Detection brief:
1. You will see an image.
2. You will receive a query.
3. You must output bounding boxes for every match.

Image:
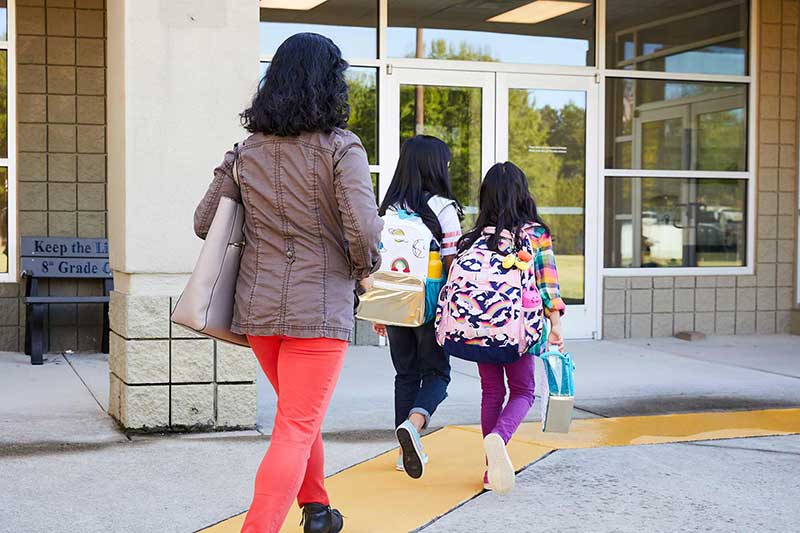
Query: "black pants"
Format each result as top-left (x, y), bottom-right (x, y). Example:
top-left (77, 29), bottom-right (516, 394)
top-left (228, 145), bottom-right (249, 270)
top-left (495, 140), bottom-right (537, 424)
top-left (387, 321), bottom-right (451, 429)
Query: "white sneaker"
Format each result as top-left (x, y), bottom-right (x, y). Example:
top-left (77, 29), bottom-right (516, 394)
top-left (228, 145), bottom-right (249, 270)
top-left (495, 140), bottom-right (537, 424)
top-left (484, 433), bottom-right (515, 495)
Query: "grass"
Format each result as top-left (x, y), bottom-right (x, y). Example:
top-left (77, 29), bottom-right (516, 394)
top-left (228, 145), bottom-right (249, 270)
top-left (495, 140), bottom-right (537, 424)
top-left (554, 254), bottom-right (584, 303)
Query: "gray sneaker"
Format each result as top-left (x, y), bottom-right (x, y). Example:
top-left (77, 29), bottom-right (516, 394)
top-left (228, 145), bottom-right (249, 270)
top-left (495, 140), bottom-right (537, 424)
top-left (396, 420), bottom-right (427, 479)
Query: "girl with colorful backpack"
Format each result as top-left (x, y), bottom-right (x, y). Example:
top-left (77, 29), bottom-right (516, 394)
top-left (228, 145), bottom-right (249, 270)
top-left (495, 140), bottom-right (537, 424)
top-left (435, 161), bottom-right (565, 495)
top-left (371, 135), bottom-right (463, 479)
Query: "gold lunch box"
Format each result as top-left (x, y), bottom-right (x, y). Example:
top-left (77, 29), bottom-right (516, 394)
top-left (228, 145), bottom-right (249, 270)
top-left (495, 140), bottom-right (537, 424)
top-left (356, 271), bottom-right (426, 327)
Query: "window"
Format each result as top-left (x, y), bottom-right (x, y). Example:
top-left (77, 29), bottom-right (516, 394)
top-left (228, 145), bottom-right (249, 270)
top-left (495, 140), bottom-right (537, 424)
top-left (605, 177), bottom-right (747, 268)
top-left (603, 0), bottom-right (752, 272)
top-left (606, 0), bottom-right (749, 76)
top-left (508, 87), bottom-right (587, 304)
top-left (255, 1), bottom-right (754, 275)
top-left (259, 1), bottom-right (380, 168)
top-left (259, 1), bottom-right (378, 60)
top-left (0, 1), bottom-right (11, 277)
top-left (388, 0), bottom-right (595, 66)
top-left (606, 78), bottom-right (748, 171)
top-left (347, 67), bottom-right (378, 165)
top-left (399, 84), bottom-right (483, 224)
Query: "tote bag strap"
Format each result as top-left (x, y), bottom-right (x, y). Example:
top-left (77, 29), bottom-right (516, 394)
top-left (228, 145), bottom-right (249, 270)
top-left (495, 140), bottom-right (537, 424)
top-left (231, 143), bottom-right (241, 188)
top-left (229, 143), bottom-right (245, 250)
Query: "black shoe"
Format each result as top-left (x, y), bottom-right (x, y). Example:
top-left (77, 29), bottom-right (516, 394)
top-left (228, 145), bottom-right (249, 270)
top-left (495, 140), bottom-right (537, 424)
top-left (301, 503), bottom-right (344, 533)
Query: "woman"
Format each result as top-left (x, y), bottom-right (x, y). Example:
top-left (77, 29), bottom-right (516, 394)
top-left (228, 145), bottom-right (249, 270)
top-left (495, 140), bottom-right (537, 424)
top-left (373, 135), bottom-right (462, 479)
top-left (194, 33), bottom-right (383, 533)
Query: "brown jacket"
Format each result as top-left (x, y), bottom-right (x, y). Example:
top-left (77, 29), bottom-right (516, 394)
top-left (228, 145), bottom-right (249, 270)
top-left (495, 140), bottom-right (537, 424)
top-left (194, 129), bottom-right (383, 341)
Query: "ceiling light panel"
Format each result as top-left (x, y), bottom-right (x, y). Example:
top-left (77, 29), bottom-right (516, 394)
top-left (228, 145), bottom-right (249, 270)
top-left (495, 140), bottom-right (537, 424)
top-left (260, 0), bottom-right (328, 10)
top-left (487, 1), bottom-right (591, 24)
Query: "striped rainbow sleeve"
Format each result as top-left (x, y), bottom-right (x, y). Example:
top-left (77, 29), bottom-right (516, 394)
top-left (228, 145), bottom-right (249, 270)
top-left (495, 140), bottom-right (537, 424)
top-left (530, 226), bottom-right (566, 317)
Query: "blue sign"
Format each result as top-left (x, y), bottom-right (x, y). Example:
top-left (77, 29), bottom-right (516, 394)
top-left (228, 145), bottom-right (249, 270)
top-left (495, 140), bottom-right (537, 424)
top-left (21, 237), bottom-right (109, 258)
top-left (21, 257), bottom-right (112, 278)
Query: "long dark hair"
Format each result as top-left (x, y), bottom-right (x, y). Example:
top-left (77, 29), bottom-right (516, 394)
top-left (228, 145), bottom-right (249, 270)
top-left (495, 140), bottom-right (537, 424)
top-left (458, 162), bottom-right (550, 253)
top-left (241, 33), bottom-right (350, 136)
top-left (378, 135), bottom-right (462, 242)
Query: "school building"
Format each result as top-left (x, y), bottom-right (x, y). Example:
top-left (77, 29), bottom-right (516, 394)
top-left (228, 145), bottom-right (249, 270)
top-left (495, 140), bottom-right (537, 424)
top-left (0, 0), bottom-right (797, 430)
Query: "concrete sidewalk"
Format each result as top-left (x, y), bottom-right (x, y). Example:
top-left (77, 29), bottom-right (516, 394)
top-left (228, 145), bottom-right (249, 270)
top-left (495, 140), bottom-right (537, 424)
top-left (425, 434), bottom-right (800, 533)
top-left (260, 334), bottom-right (800, 435)
top-left (1, 335), bottom-right (799, 532)
top-left (0, 352), bottom-right (124, 447)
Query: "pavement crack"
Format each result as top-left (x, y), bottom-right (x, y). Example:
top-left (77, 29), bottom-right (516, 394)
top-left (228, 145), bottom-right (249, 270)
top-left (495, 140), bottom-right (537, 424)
top-left (683, 441), bottom-right (800, 456)
top-left (62, 352), bottom-right (106, 413)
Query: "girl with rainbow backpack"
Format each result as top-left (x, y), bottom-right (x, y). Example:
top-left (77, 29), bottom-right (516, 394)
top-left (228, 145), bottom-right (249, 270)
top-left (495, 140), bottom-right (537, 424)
top-left (371, 135), bottom-right (463, 479)
top-left (435, 161), bottom-right (566, 495)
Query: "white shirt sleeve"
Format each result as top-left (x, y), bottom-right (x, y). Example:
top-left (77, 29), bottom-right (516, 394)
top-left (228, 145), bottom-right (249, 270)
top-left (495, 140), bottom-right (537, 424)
top-left (437, 203), bottom-right (462, 257)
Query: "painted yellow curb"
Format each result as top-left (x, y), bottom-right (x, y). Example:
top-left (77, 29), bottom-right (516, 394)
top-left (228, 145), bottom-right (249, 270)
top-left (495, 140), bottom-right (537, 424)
top-left (201, 408), bottom-right (800, 533)
top-left (491, 408), bottom-right (800, 448)
top-left (201, 426), bottom-right (553, 533)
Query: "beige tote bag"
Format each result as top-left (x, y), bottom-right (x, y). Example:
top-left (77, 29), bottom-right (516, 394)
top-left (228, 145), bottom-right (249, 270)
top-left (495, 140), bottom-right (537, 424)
top-left (171, 150), bottom-right (249, 347)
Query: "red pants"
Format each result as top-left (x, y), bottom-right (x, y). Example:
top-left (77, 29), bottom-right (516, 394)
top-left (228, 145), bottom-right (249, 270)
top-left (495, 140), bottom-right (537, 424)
top-left (241, 336), bottom-right (347, 533)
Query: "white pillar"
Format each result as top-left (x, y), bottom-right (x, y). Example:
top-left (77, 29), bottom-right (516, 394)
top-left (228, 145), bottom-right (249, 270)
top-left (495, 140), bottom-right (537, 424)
top-left (106, 0), bottom-right (260, 430)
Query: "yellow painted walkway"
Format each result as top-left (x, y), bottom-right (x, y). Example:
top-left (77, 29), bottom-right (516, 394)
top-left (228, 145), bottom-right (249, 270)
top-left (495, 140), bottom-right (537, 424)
top-left (202, 408), bottom-right (800, 533)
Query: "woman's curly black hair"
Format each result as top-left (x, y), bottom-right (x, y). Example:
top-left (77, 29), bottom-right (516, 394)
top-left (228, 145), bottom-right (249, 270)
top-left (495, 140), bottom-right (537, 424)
top-left (241, 33), bottom-right (350, 136)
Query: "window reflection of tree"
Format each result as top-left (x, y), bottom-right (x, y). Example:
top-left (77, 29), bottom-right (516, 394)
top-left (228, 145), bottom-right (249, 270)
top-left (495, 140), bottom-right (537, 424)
top-left (0, 51), bottom-right (6, 157)
top-left (346, 68), bottom-right (377, 165)
top-left (398, 41), bottom-right (489, 225)
top-left (509, 89), bottom-right (587, 303)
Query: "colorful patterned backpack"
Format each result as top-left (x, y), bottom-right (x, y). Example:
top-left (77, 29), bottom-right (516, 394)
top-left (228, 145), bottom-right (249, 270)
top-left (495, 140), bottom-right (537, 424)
top-left (435, 225), bottom-right (544, 364)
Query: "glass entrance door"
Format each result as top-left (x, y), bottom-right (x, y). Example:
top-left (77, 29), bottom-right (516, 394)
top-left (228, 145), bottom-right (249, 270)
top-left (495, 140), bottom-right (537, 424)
top-left (384, 69), bottom-right (495, 226)
top-left (497, 74), bottom-right (598, 338)
top-left (384, 69), bottom-right (598, 339)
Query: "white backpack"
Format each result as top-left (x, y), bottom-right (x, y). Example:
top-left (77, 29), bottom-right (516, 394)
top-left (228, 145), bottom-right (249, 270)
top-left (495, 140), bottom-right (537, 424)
top-left (356, 196), bottom-right (454, 327)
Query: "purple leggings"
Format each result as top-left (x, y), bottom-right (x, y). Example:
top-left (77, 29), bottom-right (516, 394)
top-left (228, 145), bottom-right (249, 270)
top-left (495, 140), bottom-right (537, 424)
top-left (478, 355), bottom-right (535, 444)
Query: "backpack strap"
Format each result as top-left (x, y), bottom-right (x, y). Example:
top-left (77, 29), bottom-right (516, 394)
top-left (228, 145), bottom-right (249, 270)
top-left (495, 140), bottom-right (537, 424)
top-left (519, 224), bottom-right (541, 291)
top-left (427, 195), bottom-right (457, 217)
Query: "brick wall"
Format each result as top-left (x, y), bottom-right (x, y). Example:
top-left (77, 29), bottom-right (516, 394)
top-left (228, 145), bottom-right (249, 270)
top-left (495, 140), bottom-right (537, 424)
top-left (0, 0), bottom-right (107, 352)
top-left (602, 0), bottom-right (799, 338)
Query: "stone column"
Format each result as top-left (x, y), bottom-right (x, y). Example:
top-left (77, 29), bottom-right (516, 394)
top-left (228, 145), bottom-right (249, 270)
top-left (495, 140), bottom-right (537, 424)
top-left (106, 0), bottom-right (259, 430)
